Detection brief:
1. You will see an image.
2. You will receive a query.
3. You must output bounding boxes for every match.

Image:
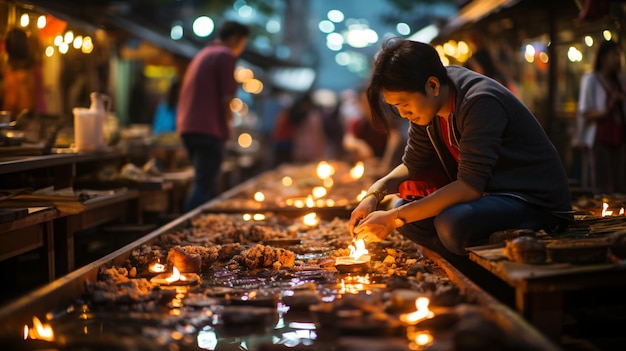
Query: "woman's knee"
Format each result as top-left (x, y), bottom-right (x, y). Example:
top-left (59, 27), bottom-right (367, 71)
top-left (434, 207), bottom-right (468, 256)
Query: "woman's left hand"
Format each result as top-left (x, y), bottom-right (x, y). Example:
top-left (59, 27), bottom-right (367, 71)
top-left (353, 209), bottom-right (396, 243)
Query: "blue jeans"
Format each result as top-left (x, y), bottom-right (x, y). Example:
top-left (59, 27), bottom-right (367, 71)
top-left (396, 195), bottom-right (570, 256)
top-left (181, 133), bottom-right (225, 212)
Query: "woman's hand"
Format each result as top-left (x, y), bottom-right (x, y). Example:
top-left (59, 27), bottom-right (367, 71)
top-left (353, 209), bottom-right (396, 243)
top-left (349, 195), bottom-right (378, 237)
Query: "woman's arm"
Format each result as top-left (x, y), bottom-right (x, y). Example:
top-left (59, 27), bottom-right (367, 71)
top-left (353, 179), bottom-right (481, 242)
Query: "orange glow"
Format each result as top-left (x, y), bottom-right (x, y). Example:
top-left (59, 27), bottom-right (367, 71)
top-left (400, 297), bottom-right (434, 324)
top-left (312, 186), bottom-right (327, 199)
top-left (316, 161), bottom-right (335, 179)
top-left (350, 161), bottom-right (365, 179)
top-left (356, 190), bottom-right (367, 201)
top-left (166, 267), bottom-right (187, 283)
top-left (149, 261), bottom-right (166, 273)
top-left (24, 316), bottom-right (54, 342)
top-left (254, 191), bottom-right (265, 202)
top-left (339, 274), bottom-right (371, 294)
top-left (306, 195), bottom-right (315, 207)
top-left (349, 239), bottom-right (369, 260)
top-left (303, 212), bottom-right (319, 227)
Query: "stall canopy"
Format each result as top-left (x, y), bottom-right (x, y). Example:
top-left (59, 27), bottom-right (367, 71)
top-left (438, 0), bottom-right (521, 37)
top-left (18, 0), bottom-right (315, 91)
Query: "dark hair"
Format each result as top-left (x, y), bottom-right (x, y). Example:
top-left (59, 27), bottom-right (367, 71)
top-left (367, 39), bottom-right (449, 129)
top-left (594, 40), bottom-right (621, 71)
top-left (287, 92), bottom-right (315, 126)
top-left (218, 21), bottom-right (250, 42)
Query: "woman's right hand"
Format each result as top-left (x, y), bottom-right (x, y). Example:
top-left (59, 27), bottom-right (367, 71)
top-left (349, 195), bottom-right (378, 237)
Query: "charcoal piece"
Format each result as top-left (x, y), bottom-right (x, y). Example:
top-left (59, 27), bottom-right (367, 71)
top-left (407, 263), bottom-right (431, 276)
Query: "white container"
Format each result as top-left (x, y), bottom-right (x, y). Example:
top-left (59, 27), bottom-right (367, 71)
top-left (73, 107), bottom-right (105, 151)
top-left (73, 92), bottom-right (111, 151)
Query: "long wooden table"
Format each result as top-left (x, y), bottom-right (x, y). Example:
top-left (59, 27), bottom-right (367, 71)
top-left (467, 243), bottom-right (626, 340)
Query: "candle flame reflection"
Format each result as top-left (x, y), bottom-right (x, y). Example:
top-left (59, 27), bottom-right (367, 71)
top-left (339, 275), bottom-right (371, 294)
top-left (24, 316), bottom-right (54, 342)
top-left (400, 297), bottom-right (434, 324)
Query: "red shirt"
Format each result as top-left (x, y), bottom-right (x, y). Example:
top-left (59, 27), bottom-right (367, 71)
top-left (176, 44), bottom-right (237, 139)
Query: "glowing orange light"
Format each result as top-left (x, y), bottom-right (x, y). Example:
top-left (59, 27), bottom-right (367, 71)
top-left (316, 161), bottom-right (335, 179)
top-left (24, 316), bottom-right (54, 342)
top-left (350, 161), bottom-right (365, 179)
top-left (303, 212), bottom-right (319, 227)
top-left (166, 267), bottom-right (187, 283)
top-left (400, 297), bottom-right (434, 324)
top-left (149, 260), bottom-right (166, 273)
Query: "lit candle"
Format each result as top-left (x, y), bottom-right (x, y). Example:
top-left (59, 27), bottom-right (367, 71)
top-left (399, 297), bottom-right (434, 324)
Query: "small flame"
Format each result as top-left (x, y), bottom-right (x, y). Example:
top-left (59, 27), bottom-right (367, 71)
top-left (24, 316), bottom-right (54, 342)
top-left (400, 297), bottom-right (434, 324)
top-left (325, 199), bottom-right (335, 207)
top-left (254, 192), bottom-right (265, 202)
top-left (602, 202), bottom-right (613, 217)
top-left (306, 195), bottom-right (315, 208)
top-left (243, 213), bottom-right (252, 221)
top-left (356, 190), bottom-right (367, 201)
top-left (350, 161), bottom-right (365, 179)
top-left (316, 161), bottom-right (335, 179)
top-left (282, 176), bottom-right (293, 187)
top-left (349, 239), bottom-right (369, 260)
top-left (149, 261), bottom-right (166, 273)
top-left (165, 267), bottom-right (187, 283)
top-left (294, 199), bottom-right (305, 208)
top-left (620, 208), bottom-right (625, 216)
top-left (253, 213), bottom-right (266, 221)
top-left (312, 186), bottom-right (327, 199)
top-left (303, 212), bottom-right (319, 227)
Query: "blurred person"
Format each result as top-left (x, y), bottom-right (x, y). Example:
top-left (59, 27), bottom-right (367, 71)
top-left (313, 89), bottom-right (344, 160)
top-left (176, 21), bottom-right (250, 212)
top-left (575, 40), bottom-right (626, 195)
top-left (2, 28), bottom-right (45, 118)
top-left (152, 79), bottom-right (180, 135)
top-left (273, 91), bottom-right (327, 165)
top-left (465, 48), bottom-right (519, 96)
top-left (349, 39), bottom-right (573, 261)
top-left (343, 86), bottom-right (404, 175)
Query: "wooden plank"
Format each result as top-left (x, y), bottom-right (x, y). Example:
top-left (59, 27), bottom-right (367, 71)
top-left (0, 225), bottom-right (43, 261)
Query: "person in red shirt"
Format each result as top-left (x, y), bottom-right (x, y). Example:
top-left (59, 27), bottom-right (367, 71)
top-left (176, 21), bottom-right (249, 212)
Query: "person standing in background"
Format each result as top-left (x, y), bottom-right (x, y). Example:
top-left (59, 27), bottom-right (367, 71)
top-left (152, 79), bottom-right (180, 135)
top-left (177, 21), bottom-right (250, 212)
top-left (575, 40), bottom-right (626, 195)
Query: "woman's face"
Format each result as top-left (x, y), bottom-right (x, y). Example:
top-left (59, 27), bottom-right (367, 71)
top-left (381, 88), bottom-right (439, 126)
